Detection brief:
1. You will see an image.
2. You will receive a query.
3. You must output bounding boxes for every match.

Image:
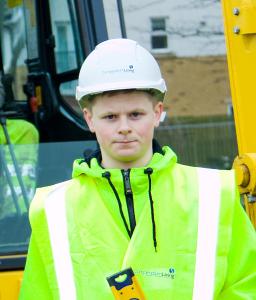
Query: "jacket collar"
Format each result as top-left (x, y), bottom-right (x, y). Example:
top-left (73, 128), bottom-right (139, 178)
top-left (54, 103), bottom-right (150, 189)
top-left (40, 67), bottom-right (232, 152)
top-left (82, 139), bottom-right (164, 168)
top-left (72, 140), bottom-right (177, 180)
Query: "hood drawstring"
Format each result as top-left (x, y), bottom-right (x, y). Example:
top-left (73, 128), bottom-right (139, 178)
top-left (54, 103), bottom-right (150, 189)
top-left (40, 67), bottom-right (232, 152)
top-left (102, 169), bottom-right (157, 252)
top-left (102, 171), bottom-right (132, 238)
top-left (144, 167), bottom-right (157, 252)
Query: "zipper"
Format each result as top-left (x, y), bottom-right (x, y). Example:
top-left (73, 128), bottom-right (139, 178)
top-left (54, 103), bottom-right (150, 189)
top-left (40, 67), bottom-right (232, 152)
top-left (122, 169), bottom-right (136, 235)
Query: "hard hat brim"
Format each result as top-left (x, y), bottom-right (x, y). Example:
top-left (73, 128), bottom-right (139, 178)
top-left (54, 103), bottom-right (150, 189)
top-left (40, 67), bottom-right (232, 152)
top-left (76, 79), bottom-right (166, 102)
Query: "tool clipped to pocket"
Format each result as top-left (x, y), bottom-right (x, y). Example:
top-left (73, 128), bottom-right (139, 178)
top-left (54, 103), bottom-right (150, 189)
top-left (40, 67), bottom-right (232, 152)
top-left (107, 267), bottom-right (146, 300)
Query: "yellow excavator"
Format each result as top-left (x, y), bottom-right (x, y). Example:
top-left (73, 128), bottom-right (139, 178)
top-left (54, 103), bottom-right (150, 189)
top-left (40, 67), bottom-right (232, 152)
top-left (0, 0), bottom-right (255, 299)
top-left (223, 0), bottom-right (256, 229)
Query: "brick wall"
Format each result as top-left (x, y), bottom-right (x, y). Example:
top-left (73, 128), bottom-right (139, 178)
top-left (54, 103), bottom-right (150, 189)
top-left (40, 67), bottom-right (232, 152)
top-left (156, 55), bottom-right (232, 118)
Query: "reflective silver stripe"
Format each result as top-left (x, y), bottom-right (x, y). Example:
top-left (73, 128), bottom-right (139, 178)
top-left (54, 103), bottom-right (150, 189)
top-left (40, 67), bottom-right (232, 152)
top-left (45, 183), bottom-right (76, 300)
top-left (192, 168), bottom-right (221, 300)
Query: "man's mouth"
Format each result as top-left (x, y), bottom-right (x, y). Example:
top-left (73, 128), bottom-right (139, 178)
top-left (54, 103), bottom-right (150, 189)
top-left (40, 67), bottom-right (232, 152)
top-left (114, 140), bottom-right (136, 144)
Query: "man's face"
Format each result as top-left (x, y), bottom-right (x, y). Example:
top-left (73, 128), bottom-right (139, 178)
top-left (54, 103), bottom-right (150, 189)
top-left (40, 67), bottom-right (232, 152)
top-left (83, 91), bottom-right (163, 169)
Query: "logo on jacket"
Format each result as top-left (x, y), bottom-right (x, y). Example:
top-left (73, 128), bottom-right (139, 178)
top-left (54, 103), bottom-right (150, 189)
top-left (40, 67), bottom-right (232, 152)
top-left (134, 267), bottom-right (176, 280)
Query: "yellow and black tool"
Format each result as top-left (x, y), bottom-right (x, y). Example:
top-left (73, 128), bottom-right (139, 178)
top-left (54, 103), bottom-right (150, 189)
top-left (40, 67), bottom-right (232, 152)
top-left (107, 267), bottom-right (146, 300)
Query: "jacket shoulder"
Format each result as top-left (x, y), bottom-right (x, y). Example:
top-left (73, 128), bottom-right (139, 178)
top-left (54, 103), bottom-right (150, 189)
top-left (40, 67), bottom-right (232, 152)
top-left (29, 180), bottom-right (72, 223)
top-left (175, 163), bottom-right (237, 196)
top-left (176, 163), bottom-right (236, 181)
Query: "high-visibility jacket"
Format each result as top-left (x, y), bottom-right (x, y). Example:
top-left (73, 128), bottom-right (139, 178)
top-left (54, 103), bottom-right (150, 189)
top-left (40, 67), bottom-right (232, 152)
top-left (19, 145), bottom-right (256, 300)
top-left (0, 119), bottom-right (39, 215)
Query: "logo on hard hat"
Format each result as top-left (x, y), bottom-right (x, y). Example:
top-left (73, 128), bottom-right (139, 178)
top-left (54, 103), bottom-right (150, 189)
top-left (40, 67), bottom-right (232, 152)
top-left (103, 65), bottom-right (135, 74)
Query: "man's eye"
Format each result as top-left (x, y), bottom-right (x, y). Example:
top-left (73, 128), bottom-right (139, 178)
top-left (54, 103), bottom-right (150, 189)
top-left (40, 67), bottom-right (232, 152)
top-left (104, 114), bottom-right (115, 120)
top-left (131, 112), bottom-right (141, 118)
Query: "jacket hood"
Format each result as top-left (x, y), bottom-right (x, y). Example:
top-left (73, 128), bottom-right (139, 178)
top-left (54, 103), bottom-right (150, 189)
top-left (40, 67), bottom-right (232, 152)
top-left (72, 145), bottom-right (177, 179)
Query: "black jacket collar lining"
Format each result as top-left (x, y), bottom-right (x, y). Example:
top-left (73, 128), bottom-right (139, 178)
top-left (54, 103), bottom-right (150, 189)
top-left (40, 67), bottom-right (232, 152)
top-left (81, 139), bottom-right (163, 167)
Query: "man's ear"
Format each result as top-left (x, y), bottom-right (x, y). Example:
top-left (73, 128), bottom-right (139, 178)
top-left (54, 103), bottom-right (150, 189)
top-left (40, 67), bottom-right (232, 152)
top-left (154, 102), bottom-right (164, 128)
top-left (83, 108), bottom-right (95, 133)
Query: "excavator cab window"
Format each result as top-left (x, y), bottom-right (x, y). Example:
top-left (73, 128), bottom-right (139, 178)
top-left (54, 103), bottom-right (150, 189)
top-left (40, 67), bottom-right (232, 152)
top-left (48, 0), bottom-right (83, 116)
top-left (0, 1), bottom-right (31, 267)
top-left (1, 1), bottom-right (27, 101)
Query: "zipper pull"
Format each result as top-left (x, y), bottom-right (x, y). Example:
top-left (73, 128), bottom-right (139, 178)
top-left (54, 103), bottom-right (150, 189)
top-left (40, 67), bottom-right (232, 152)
top-left (123, 169), bottom-right (132, 195)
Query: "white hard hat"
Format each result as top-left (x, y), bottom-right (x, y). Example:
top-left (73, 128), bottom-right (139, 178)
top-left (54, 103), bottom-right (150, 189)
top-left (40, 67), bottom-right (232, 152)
top-left (76, 38), bottom-right (166, 107)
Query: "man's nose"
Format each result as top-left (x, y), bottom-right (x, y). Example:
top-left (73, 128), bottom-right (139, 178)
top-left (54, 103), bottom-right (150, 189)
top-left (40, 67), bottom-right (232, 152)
top-left (118, 117), bottom-right (132, 134)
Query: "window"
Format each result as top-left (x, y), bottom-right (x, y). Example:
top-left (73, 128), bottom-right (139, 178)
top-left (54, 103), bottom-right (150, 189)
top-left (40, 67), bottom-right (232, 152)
top-left (152, 18), bottom-right (166, 31)
top-left (151, 17), bottom-right (168, 50)
top-left (49, 0), bottom-right (83, 115)
top-left (151, 35), bottom-right (167, 49)
top-left (49, 0), bottom-right (83, 74)
top-left (56, 23), bottom-right (69, 72)
top-left (1, 3), bottom-right (28, 100)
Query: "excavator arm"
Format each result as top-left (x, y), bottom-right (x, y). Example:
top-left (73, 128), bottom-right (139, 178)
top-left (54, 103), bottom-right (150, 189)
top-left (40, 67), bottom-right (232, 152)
top-left (221, 0), bottom-right (256, 228)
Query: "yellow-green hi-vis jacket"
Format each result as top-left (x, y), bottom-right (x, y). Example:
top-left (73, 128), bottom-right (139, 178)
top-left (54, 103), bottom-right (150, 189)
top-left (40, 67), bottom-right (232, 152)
top-left (0, 119), bottom-right (39, 215)
top-left (19, 146), bottom-right (256, 300)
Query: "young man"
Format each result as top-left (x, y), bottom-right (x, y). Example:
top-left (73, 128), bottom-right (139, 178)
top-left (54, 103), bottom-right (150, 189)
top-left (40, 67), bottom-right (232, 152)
top-left (19, 39), bottom-right (256, 299)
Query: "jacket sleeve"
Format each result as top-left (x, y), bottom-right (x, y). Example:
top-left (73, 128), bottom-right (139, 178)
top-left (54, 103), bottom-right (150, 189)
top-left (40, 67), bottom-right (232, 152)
top-left (19, 185), bottom-right (60, 300)
top-left (19, 234), bottom-right (52, 300)
top-left (218, 189), bottom-right (256, 299)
